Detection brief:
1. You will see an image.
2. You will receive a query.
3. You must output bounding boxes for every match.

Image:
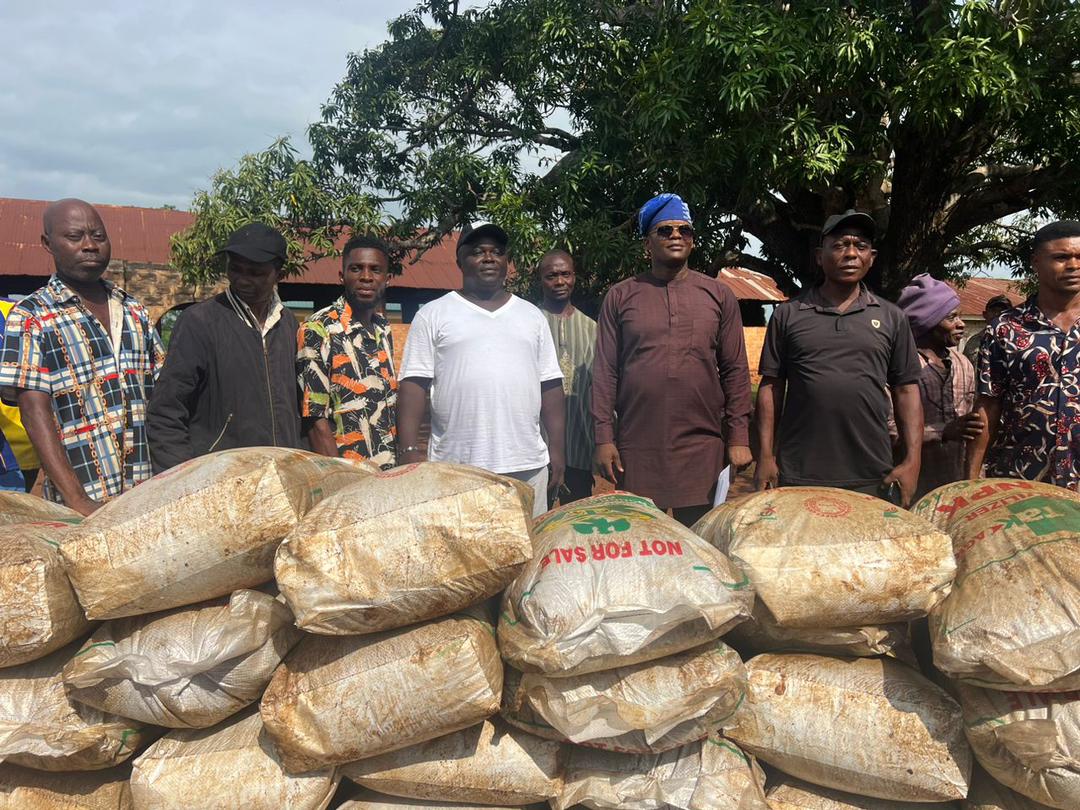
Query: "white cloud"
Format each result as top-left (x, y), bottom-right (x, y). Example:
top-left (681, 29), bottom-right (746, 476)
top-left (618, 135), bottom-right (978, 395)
top-left (0, 0), bottom-right (416, 208)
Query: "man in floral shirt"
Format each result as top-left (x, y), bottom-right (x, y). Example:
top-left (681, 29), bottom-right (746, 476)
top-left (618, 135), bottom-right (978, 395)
top-left (967, 220), bottom-right (1080, 490)
top-left (297, 235), bottom-right (397, 468)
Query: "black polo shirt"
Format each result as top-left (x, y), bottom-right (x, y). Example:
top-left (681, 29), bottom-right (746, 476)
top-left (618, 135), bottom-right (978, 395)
top-left (759, 285), bottom-right (920, 488)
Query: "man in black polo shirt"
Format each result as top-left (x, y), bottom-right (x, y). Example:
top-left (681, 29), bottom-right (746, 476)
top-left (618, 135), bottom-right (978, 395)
top-left (754, 210), bottom-right (924, 506)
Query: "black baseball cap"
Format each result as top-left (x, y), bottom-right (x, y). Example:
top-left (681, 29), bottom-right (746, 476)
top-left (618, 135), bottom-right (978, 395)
top-left (821, 209), bottom-right (876, 241)
top-left (459, 221), bottom-right (509, 250)
top-left (217, 223), bottom-right (288, 263)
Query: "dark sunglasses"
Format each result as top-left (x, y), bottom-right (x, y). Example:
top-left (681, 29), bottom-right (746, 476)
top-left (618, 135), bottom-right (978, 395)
top-left (652, 224), bottom-right (694, 239)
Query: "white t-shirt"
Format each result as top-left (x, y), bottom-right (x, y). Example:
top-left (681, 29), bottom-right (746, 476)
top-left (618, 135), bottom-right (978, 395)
top-left (400, 292), bottom-right (563, 473)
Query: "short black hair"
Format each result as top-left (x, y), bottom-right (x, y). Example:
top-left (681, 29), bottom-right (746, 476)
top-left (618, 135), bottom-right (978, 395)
top-left (538, 249), bottom-right (574, 270)
top-left (341, 234), bottom-right (390, 268)
top-left (1033, 220), bottom-right (1080, 251)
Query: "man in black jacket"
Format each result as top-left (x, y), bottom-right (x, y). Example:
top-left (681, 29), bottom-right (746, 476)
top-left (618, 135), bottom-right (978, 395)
top-left (147, 223), bottom-right (302, 471)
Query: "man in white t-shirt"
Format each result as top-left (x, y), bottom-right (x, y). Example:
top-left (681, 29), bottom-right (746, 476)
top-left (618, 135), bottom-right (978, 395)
top-left (397, 222), bottom-right (566, 517)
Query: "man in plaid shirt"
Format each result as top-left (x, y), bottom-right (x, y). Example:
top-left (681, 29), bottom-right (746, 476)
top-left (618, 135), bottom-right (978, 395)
top-left (0, 199), bottom-right (163, 515)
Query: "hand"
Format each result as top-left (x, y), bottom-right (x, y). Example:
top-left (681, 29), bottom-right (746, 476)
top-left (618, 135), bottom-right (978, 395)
top-left (883, 461), bottom-right (919, 508)
top-left (727, 445), bottom-right (753, 470)
top-left (943, 412), bottom-right (986, 443)
top-left (594, 443), bottom-right (623, 484)
top-left (397, 448), bottom-right (426, 465)
top-left (754, 455), bottom-right (779, 491)
top-left (547, 452), bottom-right (565, 497)
top-left (70, 496), bottom-right (103, 517)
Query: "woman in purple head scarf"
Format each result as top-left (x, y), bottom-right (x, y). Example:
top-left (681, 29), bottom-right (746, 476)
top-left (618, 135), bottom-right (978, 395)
top-left (896, 273), bottom-right (985, 498)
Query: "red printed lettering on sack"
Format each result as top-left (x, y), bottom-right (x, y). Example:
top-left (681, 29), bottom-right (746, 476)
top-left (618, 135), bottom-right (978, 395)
top-left (1006, 690), bottom-right (1080, 712)
top-left (538, 540), bottom-right (684, 567)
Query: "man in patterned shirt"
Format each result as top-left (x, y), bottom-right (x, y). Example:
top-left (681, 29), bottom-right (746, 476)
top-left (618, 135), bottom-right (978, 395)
top-left (298, 235), bottom-right (397, 468)
top-left (538, 249), bottom-right (596, 506)
top-left (0, 199), bottom-right (163, 514)
top-left (967, 220), bottom-right (1080, 490)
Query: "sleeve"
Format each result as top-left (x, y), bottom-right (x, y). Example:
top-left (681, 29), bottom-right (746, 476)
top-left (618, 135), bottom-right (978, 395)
top-left (146, 309), bottom-right (206, 472)
top-left (590, 288), bottom-right (621, 446)
top-left (977, 322), bottom-right (1007, 398)
top-left (715, 285), bottom-right (752, 446)
top-left (536, 313), bottom-right (563, 382)
top-left (0, 305), bottom-right (53, 405)
top-left (148, 318), bottom-right (165, 381)
top-left (887, 313), bottom-right (922, 386)
top-left (297, 319), bottom-right (332, 419)
top-left (399, 308), bottom-right (436, 380)
top-left (757, 305), bottom-right (787, 379)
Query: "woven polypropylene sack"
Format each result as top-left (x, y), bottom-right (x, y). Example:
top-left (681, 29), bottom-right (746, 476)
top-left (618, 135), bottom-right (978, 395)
top-left (502, 641), bottom-right (746, 753)
top-left (261, 612), bottom-right (502, 772)
top-left (130, 707), bottom-right (337, 810)
top-left (63, 589), bottom-right (301, 728)
top-left (765, 772), bottom-right (960, 809)
top-left (956, 683), bottom-right (1080, 809)
top-left (694, 488), bottom-right (955, 629)
top-left (0, 763), bottom-right (132, 809)
top-left (963, 764), bottom-right (1057, 809)
top-left (343, 718), bottom-right (561, 806)
top-left (0, 522), bottom-right (90, 669)
top-left (0, 492), bottom-right (80, 526)
top-left (0, 641), bottom-right (146, 772)
top-left (726, 653), bottom-right (971, 802)
top-left (552, 734), bottom-right (767, 810)
top-left (913, 480), bottom-right (1080, 692)
top-left (724, 602), bottom-right (909, 659)
top-left (500, 493), bottom-right (753, 677)
top-left (339, 792), bottom-right (547, 810)
top-left (58, 447), bottom-right (374, 619)
top-left (276, 462), bottom-right (533, 635)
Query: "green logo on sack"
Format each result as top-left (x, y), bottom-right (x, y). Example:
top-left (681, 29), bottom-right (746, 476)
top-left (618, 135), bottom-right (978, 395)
top-left (572, 517), bottom-right (631, 535)
top-left (1006, 496), bottom-right (1080, 536)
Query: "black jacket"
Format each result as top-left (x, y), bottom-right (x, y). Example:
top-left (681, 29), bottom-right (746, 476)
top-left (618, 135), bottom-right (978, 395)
top-left (147, 293), bottom-right (303, 472)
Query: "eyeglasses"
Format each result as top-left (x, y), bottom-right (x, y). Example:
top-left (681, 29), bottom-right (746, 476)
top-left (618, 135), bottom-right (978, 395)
top-left (652, 224), bottom-right (695, 239)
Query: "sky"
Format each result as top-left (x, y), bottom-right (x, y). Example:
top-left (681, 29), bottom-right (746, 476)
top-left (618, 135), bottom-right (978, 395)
top-left (0, 0), bottom-right (418, 209)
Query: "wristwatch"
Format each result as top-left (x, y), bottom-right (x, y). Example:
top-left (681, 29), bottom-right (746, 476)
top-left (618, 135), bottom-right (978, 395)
top-left (400, 445), bottom-right (421, 454)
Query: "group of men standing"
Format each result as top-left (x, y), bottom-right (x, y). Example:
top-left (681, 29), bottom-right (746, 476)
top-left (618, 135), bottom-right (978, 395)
top-left (2, 195), bottom-right (1078, 523)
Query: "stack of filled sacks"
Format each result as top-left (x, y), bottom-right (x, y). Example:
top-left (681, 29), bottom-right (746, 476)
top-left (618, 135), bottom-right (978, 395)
top-left (693, 487), bottom-right (957, 659)
top-left (692, 487), bottom-right (972, 805)
top-left (498, 492), bottom-right (764, 808)
top-left (0, 448), bottom-right (371, 808)
top-left (262, 460), bottom-right (558, 809)
top-left (912, 479), bottom-right (1080, 810)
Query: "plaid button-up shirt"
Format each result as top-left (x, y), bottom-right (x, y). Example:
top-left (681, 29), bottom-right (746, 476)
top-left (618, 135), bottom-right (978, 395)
top-left (0, 276), bottom-right (164, 504)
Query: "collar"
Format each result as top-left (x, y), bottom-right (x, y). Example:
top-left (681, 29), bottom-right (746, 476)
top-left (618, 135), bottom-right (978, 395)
top-left (799, 283), bottom-right (879, 313)
top-left (226, 286), bottom-right (284, 334)
top-left (1015, 295), bottom-right (1069, 331)
top-left (336, 296), bottom-right (388, 336)
top-left (43, 274), bottom-right (125, 306)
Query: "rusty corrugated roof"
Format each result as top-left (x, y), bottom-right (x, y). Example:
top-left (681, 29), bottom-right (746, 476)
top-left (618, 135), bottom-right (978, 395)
top-left (947, 277), bottom-right (1024, 317)
top-left (716, 267), bottom-right (787, 302)
top-left (0, 197), bottom-right (791, 300)
top-left (0, 198), bottom-right (195, 276)
top-left (0, 197), bottom-right (459, 290)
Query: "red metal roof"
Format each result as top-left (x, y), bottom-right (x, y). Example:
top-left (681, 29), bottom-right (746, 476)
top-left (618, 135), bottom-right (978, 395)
top-left (947, 277), bottom-right (1024, 317)
top-left (0, 198), bottom-right (195, 277)
top-left (717, 267), bottom-right (787, 302)
top-left (303, 234), bottom-right (464, 290)
top-left (0, 197), bottom-right (459, 290)
top-left (0, 197), bottom-right (788, 300)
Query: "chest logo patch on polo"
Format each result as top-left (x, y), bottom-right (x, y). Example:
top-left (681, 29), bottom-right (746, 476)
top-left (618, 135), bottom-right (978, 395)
top-left (871, 319), bottom-right (881, 329)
